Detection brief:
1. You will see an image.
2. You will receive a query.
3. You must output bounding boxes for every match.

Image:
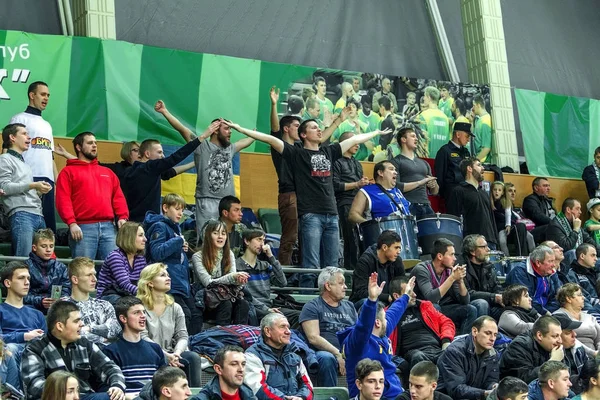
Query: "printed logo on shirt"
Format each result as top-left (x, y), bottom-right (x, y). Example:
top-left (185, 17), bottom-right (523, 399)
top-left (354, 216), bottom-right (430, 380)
top-left (207, 149), bottom-right (232, 194)
top-left (310, 154), bottom-right (331, 177)
top-left (450, 152), bottom-right (459, 157)
top-left (30, 137), bottom-right (52, 150)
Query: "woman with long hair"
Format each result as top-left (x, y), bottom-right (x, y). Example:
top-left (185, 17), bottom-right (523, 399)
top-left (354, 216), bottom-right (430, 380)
top-left (573, 358), bottom-right (600, 400)
top-left (96, 222), bottom-right (147, 304)
top-left (191, 219), bottom-right (249, 326)
top-left (137, 263), bottom-right (201, 387)
top-left (41, 370), bottom-right (79, 400)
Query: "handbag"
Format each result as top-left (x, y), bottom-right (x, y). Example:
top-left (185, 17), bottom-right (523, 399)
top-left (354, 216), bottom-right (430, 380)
top-left (203, 255), bottom-right (244, 310)
top-left (516, 218), bottom-right (535, 231)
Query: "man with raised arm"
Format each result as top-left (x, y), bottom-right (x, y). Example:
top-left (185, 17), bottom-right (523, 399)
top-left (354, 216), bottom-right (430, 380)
top-left (223, 119), bottom-right (391, 288)
top-left (154, 101), bottom-right (255, 238)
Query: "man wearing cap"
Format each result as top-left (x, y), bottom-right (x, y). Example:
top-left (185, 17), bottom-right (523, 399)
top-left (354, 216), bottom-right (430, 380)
top-left (581, 146), bottom-right (600, 199)
top-left (434, 121), bottom-right (472, 203)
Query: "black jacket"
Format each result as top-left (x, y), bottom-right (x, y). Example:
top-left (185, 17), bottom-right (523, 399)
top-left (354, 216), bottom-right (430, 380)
top-left (350, 244), bottom-right (405, 303)
top-left (434, 141), bottom-right (470, 200)
top-left (499, 332), bottom-right (549, 383)
top-left (447, 181), bottom-right (499, 245)
top-left (522, 193), bottom-right (556, 226)
top-left (333, 155), bottom-right (364, 207)
top-left (437, 335), bottom-right (500, 400)
top-left (464, 257), bottom-right (503, 304)
top-left (190, 376), bottom-right (254, 400)
top-left (582, 164), bottom-right (600, 199)
top-left (546, 216), bottom-right (598, 252)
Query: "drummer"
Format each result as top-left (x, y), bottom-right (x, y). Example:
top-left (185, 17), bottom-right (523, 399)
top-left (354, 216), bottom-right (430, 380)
top-left (348, 160), bottom-right (411, 224)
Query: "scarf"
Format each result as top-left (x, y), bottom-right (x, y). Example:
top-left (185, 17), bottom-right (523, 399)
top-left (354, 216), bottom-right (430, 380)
top-left (595, 163), bottom-right (600, 183)
top-left (504, 305), bottom-right (539, 323)
top-left (556, 211), bottom-right (583, 247)
top-left (425, 261), bottom-right (451, 289)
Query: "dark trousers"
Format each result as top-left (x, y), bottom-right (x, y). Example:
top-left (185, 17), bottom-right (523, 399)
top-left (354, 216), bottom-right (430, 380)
top-left (205, 298), bottom-right (250, 326)
top-left (172, 294), bottom-right (203, 335)
top-left (439, 303), bottom-right (478, 335)
top-left (278, 192), bottom-right (298, 265)
top-left (531, 224), bottom-right (548, 244)
top-left (34, 177), bottom-right (56, 232)
top-left (338, 204), bottom-right (359, 270)
top-left (409, 203), bottom-right (435, 218)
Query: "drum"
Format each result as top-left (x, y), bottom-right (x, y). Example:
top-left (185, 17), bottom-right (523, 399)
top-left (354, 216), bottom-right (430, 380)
top-left (416, 214), bottom-right (463, 257)
top-left (488, 250), bottom-right (505, 276)
top-left (359, 215), bottom-right (420, 260)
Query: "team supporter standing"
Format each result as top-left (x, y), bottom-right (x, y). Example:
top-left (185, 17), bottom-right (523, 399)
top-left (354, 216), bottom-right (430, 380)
top-left (0, 123), bottom-right (51, 255)
top-left (66, 257), bottom-right (121, 346)
top-left (56, 131), bottom-right (129, 260)
top-left (10, 81), bottom-right (57, 232)
top-left (417, 86), bottom-right (451, 158)
top-left (434, 121), bottom-right (472, 202)
top-left (223, 119), bottom-right (390, 288)
top-left (96, 222), bottom-right (147, 304)
top-left (472, 95), bottom-right (493, 163)
top-left (25, 228), bottom-right (70, 313)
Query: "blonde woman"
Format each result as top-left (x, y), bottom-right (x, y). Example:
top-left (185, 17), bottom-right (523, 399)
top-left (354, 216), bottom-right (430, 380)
top-left (41, 370), bottom-right (79, 400)
top-left (0, 337), bottom-right (20, 392)
top-left (137, 263), bottom-right (202, 387)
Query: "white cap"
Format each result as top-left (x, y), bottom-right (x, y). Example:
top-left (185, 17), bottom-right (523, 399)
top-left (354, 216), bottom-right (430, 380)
top-left (587, 197), bottom-right (600, 212)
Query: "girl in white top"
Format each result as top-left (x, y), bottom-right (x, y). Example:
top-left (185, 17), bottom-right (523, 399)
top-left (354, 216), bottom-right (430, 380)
top-left (191, 220), bottom-right (249, 326)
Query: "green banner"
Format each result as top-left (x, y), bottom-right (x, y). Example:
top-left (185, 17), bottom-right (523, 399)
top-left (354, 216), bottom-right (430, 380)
top-left (515, 88), bottom-right (598, 178)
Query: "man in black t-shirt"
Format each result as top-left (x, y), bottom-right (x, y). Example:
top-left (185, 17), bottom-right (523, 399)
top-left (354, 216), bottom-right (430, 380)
top-left (434, 122), bottom-right (472, 203)
top-left (224, 119), bottom-right (391, 288)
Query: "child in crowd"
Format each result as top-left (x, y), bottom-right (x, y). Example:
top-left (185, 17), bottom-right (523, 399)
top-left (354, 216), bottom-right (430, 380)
top-left (145, 193), bottom-right (201, 335)
top-left (24, 228), bottom-right (70, 314)
top-left (96, 221), bottom-right (147, 304)
top-left (191, 219), bottom-right (249, 326)
top-left (584, 198), bottom-right (600, 246)
top-left (491, 181), bottom-right (535, 256)
top-left (137, 263), bottom-right (202, 388)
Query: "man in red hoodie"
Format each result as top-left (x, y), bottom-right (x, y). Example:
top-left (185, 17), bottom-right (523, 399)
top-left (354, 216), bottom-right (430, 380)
top-left (56, 132), bottom-right (128, 260)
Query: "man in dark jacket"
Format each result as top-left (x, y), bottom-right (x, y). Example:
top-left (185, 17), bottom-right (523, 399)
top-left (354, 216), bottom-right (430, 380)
top-left (350, 230), bottom-right (405, 305)
top-left (245, 313), bottom-right (313, 400)
top-left (437, 316), bottom-right (500, 400)
top-left (522, 177), bottom-right (556, 243)
top-left (565, 243), bottom-right (600, 310)
top-left (192, 346), bottom-right (254, 400)
top-left (581, 146), bottom-right (600, 199)
top-left (434, 121), bottom-right (471, 202)
top-left (499, 315), bottom-right (564, 383)
top-left (388, 277), bottom-right (456, 367)
top-left (21, 300), bottom-right (126, 400)
top-left (462, 234), bottom-right (505, 320)
top-left (526, 361), bottom-right (572, 400)
top-left (546, 198), bottom-right (600, 266)
top-left (135, 366), bottom-right (191, 400)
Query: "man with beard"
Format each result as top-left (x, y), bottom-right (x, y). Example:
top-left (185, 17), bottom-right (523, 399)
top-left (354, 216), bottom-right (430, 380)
top-left (523, 177), bottom-right (557, 243)
top-left (10, 81), bottom-right (57, 232)
top-left (348, 160), bottom-right (411, 225)
top-left (390, 126), bottom-right (438, 217)
top-left (461, 234), bottom-right (505, 320)
top-left (104, 297), bottom-right (166, 396)
top-left (154, 102), bottom-right (255, 241)
top-left (372, 78), bottom-right (398, 115)
top-left (56, 132), bottom-right (128, 260)
top-left (195, 346), bottom-right (254, 400)
top-left (447, 157), bottom-right (499, 249)
top-left (337, 273), bottom-right (415, 399)
top-left (245, 313), bottom-right (313, 399)
top-left (434, 121), bottom-right (472, 202)
top-left (0, 123), bottom-right (52, 256)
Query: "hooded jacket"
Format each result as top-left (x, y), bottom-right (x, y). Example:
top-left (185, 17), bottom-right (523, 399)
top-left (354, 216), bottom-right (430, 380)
top-left (191, 375), bottom-right (255, 400)
top-left (244, 337), bottom-right (313, 400)
top-left (436, 335), bottom-right (500, 400)
top-left (56, 158), bottom-right (128, 225)
top-left (350, 244), bottom-right (405, 303)
top-left (337, 295), bottom-right (410, 399)
top-left (144, 212), bottom-right (190, 297)
top-left (389, 299), bottom-right (455, 355)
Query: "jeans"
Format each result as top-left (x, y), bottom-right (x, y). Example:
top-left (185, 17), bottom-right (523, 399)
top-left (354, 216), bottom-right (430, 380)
top-left (315, 351), bottom-right (338, 387)
top-left (69, 221), bottom-right (117, 260)
top-left (33, 176), bottom-right (56, 233)
top-left (470, 298), bottom-right (489, 318)
top-left (0, 350), bottom-right (20, 390)
top-left (338, 204), bottom-right (359, 270)
top-left (409, 203), bottom-right (435, 218)
top-left (440, 303), bottom-right (478, 335)
top-left (173, 293), bottom-right (204, 335)
top-left (180, 350), bottom-right (203, 387)
top-left (9, 211), bottom-right (46, 256)
top-left (80, 393), bottom-right (110, 400)
top-left (300, 213), bottom-right (340, 288)
top-left (5, 343), bottom-right (26, 371)
top-left (194, 197), bottom-right (220, 245)
top-left (278, 192), bottom-right (298, 265)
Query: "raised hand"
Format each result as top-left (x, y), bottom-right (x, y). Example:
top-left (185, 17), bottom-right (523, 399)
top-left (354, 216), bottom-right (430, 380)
top-left (339, 106), bottom-right (352, 122)
top-left (221, 120), bottom-right (241, 132)
top-left (270, 86), bottom-right (280, 105)
top-left (378, 128), bottom-right (393, 136)
top-left (404, 276), bottom-right (416, 297)
top-left (154, 100), bottom-right (166, 114)
top-left (368, 272), bottom-right (385, 301)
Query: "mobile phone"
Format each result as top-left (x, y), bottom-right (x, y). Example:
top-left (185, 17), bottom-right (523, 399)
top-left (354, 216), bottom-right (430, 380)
top-left (51, 285), bottom-right (62, 300)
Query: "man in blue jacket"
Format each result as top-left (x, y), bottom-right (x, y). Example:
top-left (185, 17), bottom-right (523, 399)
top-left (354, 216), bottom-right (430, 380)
top-left (527, 361), bottom-right (572, 400)
top-left (244, 313), bottom-right (313, 400)
top-left (506, 245), bottom-right (562, 315)
top-left (436, 316), bottom-right (500, 399)
top-left (337, 272), bottom-right (414, 399)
